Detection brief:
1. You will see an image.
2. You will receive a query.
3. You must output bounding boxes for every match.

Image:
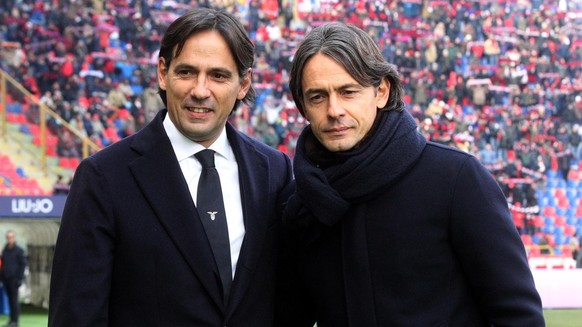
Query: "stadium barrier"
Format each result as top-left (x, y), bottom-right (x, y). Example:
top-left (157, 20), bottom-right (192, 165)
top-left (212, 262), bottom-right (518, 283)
top-left (528, 255), bottom-right (577, 270)
top-left (533, 269), bottom-right (582, 309)
top-left (0, 68), bottom-right (101, 171)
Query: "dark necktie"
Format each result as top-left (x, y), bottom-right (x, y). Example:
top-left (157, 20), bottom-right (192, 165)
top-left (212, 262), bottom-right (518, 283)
top-left (195, 149), bottom-right (232, 303)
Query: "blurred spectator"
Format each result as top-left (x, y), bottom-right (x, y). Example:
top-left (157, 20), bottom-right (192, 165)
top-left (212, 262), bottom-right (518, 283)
top-left (52, 174), bottom-right (70, 195)
top-left (0, 230), bottom-right (26, 327)
top-left (477, 143), bottom-right (498, 165)
top-left (571, 233), bottom-right (580, 264)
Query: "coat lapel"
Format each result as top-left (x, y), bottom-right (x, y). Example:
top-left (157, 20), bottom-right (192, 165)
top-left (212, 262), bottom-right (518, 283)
top-left (224, 124), bottom-right (271, 315)
top-left (128, 111), bottom-right (224, 310)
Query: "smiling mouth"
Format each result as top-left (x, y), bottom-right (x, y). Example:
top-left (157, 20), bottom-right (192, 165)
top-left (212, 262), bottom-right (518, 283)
top-left (185, 107), bottom-right (211, 113)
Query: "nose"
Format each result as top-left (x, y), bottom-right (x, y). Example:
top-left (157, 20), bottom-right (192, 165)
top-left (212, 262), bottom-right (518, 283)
top-left (190, 75), bottom-right (211, 99)
top-left (327, 95), bottom-right (346, 119)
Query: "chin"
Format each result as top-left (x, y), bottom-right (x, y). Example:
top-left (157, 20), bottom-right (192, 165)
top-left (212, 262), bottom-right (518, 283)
top-left (325, 142), bottom-right (355, 153)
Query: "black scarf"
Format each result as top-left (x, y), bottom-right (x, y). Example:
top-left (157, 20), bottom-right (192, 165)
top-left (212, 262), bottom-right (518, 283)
top-left (283, 108), bottom-right (427, 235)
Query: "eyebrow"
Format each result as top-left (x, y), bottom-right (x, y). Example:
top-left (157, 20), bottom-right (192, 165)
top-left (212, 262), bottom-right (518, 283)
top-left (172, 63), bottom-right (234, 78)
top-left (304, 83), bottom-right (363, 96)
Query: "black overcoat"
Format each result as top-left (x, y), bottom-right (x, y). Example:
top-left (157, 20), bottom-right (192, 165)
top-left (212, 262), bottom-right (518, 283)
top-left (49, 109), bottom-right (293, 326)
top-left (277, 137), bottom-right (544, 326)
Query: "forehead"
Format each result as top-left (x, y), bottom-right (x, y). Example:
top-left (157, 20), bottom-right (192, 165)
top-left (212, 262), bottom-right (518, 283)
top-left (302, 53), bottom-right (356, 88)
top-left (172, 30), bottom-right (237, 69)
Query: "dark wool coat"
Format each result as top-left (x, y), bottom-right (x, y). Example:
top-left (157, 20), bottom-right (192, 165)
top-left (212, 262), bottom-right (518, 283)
top-left (0, 244), bottom-right (26, 281)
top-left (276, 109), bottom-right (544, 327)
top-left (49, 110), bottom-right (293, 327)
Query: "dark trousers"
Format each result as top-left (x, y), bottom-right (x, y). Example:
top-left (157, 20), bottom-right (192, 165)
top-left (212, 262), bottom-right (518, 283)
top-left (3, 279), bottom-right (20, 323)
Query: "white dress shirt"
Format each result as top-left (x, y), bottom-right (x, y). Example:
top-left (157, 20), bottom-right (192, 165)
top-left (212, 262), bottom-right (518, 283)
top-left (163, 115), bottom-right (245, 279)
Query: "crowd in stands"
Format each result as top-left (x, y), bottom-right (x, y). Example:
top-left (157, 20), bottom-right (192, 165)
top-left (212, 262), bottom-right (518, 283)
top-left (1, 0), bottom-right (582, 262)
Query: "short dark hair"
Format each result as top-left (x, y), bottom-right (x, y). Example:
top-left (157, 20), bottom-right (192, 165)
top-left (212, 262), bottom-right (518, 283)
top-left (289, 22), bottom-right (404, 116)
top-left (158, 8), bottom-right (255, 112)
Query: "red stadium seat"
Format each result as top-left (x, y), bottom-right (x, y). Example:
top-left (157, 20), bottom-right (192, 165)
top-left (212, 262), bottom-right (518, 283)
top-left (555, 216), bottom-right (566, 227)
top-left (521, 234), bottom-right (533, 245)
top-left (543, 206), bottom-right (556, 217)
top-left (533, 215), bottom-right (545, 228)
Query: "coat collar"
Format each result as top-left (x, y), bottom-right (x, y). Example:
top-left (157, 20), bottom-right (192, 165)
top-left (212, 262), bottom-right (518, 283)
top-left (127, 110), bottom-right (224, 308)
top-left (128, 110), bottom-right (272, 315)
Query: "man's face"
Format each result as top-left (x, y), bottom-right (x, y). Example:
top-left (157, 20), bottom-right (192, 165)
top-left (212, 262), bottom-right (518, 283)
top-left (158, 30), bottom-right (251, 147)
top-left (6, 232), bottom-right (15, 247)
top-left (301, 53), bottom-right (389, 152)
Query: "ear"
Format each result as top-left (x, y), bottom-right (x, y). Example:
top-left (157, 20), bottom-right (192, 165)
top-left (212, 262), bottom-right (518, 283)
top-left (157, 58), bottom-right (168, 91)
top-left (376, 78), bottom-right (390, 109)
top-left (237, 68), bottom-right (253, 100)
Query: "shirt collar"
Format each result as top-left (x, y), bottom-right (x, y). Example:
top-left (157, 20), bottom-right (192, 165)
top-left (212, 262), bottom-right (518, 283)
top-left (163, 114), bottom-right (231, 162)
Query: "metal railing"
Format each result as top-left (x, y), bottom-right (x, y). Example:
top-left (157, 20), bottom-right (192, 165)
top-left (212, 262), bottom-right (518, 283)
top-left (0, 68), bottom-right (101, 171)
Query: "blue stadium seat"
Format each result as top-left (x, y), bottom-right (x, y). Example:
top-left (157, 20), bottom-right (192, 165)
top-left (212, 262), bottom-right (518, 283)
top-left (547, 170), bottom-right (559, 179)
top-left (502, 96), bottom-right (510, 106)
top-left (115, 62), bottom-right (138, 79)
top-left (565, 210), bottom-right (574, 221)
top-left (6, 103), bottom-right (23, 113)
top-left (130, 84), bottom-right (143, 94)
top-left (554, 236), bottom-right (563, 246)
top-left (544, 217), bottom-right (554, 226)
top-left (567, 179), bottom-right (580, 188)
top-left (532, 234), bottom-right (541, 244)
top-left (543, 225), bottom-right (555, 234)
top-left (18, 124), bottom-right (30, 135)
top-left (546, 179), bottom-right (557, 188)
top-left (564, 236), bottom-right (572, 245)
top-left (15, 167), bottom-right (26, 178)
top-left (544, 188), bottom-right (554, 198)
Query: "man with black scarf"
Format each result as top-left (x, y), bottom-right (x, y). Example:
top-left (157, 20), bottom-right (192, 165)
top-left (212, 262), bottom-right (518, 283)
top-left (275, 22), bottom-right (545, 326)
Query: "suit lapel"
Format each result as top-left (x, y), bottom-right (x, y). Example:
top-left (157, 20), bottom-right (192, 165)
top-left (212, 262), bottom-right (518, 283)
top-left (128, 111), bottom-right (224, 310)
top-left (224, 124), bottom-right (271, 314)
